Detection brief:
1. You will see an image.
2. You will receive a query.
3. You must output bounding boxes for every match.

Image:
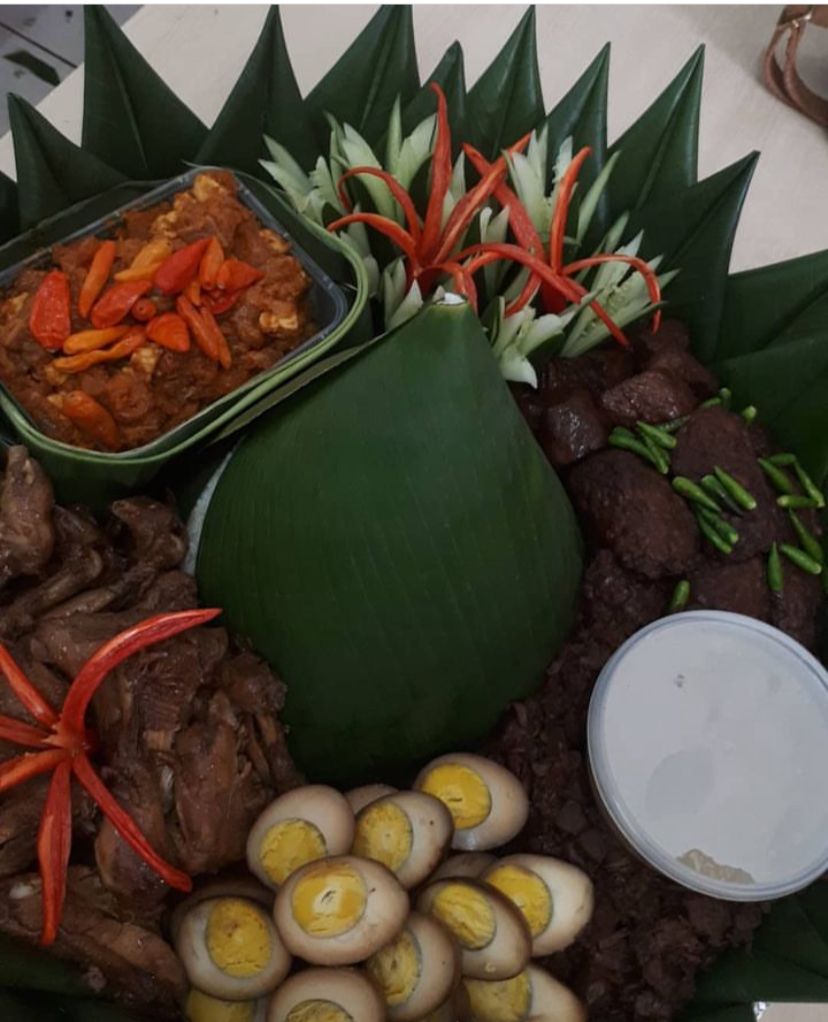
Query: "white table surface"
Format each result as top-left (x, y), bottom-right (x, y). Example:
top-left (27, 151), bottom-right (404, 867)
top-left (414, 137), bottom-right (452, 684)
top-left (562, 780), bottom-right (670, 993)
top-left (0, 5), bottom-right (825, 1018)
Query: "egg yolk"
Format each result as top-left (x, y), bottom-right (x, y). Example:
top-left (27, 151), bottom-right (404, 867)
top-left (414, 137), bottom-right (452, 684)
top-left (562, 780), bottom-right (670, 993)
top-left (286, 1000), bottom-right (353, 1022)
top-left (352, 801), bottom-right (413, 874)
top-left (419, 764), bottom-right (491, 830)
top-left (186, 989), bottom-right (258, 1022)
top-left (259, 818), bottom-right (327, 885)
top-left (485, 864), bottom-right (552, 938)
top-left (463, 972), bottom-right (532, 1022)
top-left (205, 899), bottom-right (271, 978)
top-left (430, 882), bottom-right (495, 949)
top-left (291, 862), bottom-right (367, 937)
top-left (366, 927), bottom-right (422, 1006)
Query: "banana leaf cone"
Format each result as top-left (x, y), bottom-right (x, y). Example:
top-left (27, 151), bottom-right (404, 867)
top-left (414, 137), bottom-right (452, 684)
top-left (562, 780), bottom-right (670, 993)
top-left (0, 4), bottom-right (827, 1020)
top-left (195, 298), bottom-right (583, 783)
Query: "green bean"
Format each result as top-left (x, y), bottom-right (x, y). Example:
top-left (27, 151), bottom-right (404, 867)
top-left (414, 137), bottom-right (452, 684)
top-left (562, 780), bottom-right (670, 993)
top-left (698, 507), bottom-right (740, 546)
top-left (779, 543), bottom-right (823, 576)
top-left (757, 457), bottom-right (795, 495)
top-left (777, 494), bottom-right (819, 510)
top-left (793, 462), bottom-right (826, 510)
top-left (700, 474), bottom-right (740, 513)
top-left (699, 396), bottom-right (722, 410)
top-left (767, 543), bottom-right (783, 593)
top-left (695, 512), bottom-right (733, 555)
top-left (668, 580), bottom-right (690, 613)
top-left (636, 421), bottom-right (678, 450)
top-left (741, 405), bottom-right (758, 424)
top-left (640, 435), bottom-right (671, 475)
top-left (659, 414), bottom-right (690, 434)
top-left (788, 511), bottom-right (824, 564)
top-left (713, 467), bottom-right (757, 511)
top-left (768, 452), bottom-right (797, 467)
top-left (609, 429), bottom-right (663, 471)
top-left (672, 476), bottom-right (721, 513)
top-left (718, 387), bottom-right (732, 409)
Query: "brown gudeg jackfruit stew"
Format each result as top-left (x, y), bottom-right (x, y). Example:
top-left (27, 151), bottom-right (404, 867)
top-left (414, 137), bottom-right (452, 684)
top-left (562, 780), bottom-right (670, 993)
top-left (0, 171), bottom-right (315, 452)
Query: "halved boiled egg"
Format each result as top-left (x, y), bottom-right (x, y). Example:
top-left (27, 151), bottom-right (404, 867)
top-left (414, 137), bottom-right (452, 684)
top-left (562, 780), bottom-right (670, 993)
top-left (345, 783), bottom-right (397, 815)
top-left (172, 877), bottom-right (274, 944)
top-left (419, 986), bottom-right (471, 1022)
top-left (246, 785), bottom-right (355, 889)
top-left (417, 878), bottom-right (530, 980)
top-left (352, 790), bottom-right (453, 888)
top-left (462, 965), bottom-right (585, 1022)
top-left (273, 855), bottom-right (408, 965)
top-left (175, 897), bottom-right (290, 1000)
top-left (365, 911), bottom-right (460, 1022)
top-left (185, 988), bottom-right (267, 1022)
top-left (482, 855), bottom-right (594, 956)
top-left (415, 754), bottom-right (528, 851)
top-left (431, 852), bottom-right (497, 882)
top-left (267, 967), bottom-right (384, 1022)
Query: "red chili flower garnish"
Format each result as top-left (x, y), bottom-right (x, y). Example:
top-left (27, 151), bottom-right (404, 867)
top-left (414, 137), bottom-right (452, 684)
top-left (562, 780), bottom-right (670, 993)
top-left (326, 84), bottom-right (662, 340)
top-left (0, 609), bottom-right (220, 945)
top-left (29, 271), bottom-right (72, 351)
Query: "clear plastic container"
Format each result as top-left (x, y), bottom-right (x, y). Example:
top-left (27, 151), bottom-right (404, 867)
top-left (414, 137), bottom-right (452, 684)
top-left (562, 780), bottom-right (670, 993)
top-left (0, 168), bottom-right (347, 457)
top-left (587, 610), bottom-right (828, 901)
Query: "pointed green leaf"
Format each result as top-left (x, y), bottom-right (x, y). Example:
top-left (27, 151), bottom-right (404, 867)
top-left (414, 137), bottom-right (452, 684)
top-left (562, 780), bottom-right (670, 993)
top-left (693, 948), bottom-right (828, 1004)
top-left (607, 46), bottom-right (703, 218)
top-left (628, 153), bottom-right (757, 363)
top-left (197, 300), bottom-right (582, 785)
top-left (466, 8), bottom-right (544, 158)
top-left (8, 94), bottom-right (126, 230)
top-left (717, 247), bottom-right (828, 359)
top-left (542, 44), bottom-right (609, 242)
top-left (0, 171), bottom-right (19, 243)
top-left (82, 5), bottom-right (206, 178)
top-left (401, 41), bottom-right (467, 146)
top-left (718, 331), bottom-right (828, 486)
top-left (305, 5), bottom-right (419, 148)
top-left (196, 7), bottom-right (318, 174)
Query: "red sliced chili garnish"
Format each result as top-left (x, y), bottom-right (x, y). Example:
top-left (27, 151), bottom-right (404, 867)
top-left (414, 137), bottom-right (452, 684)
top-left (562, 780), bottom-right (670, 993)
top-left (549, 146), bottom-right (593, 274)
top-left (326, 212), bottom-right (421, 268)
top-left (564, 253), bottom-right (662, 332)
top-left (419, 82), bottom-right (452, 263)
top-left (78, 241), bottom-right (116, 319)
top-left (154, 238), bottom-right (212, 296)
top-left (215, 259), bottom-right (264, 292)
top-left (90, 280), bottom-right (152, 330)
top-left (203, 289), bottom-right (241, 316)
top-left (29, 271), bottom-right (71, 351)
top-left (338, 167), bottom-right (423, 245)
top-left (0, 608), bottom-right (220, 943)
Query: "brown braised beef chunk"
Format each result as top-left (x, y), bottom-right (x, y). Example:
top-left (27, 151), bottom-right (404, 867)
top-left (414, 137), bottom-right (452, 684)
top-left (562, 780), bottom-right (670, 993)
top-left (499, 319), bottom-right (824, 1021)
top-left (0, 172), bottom-right (316, 453)
top-left (0, 867), bottom-right (186, 1020)
top-left (0, 446), bottom-right (301, 1015)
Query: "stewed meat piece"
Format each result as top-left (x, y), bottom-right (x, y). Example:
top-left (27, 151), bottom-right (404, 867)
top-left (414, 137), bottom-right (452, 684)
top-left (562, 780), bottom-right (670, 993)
top-left (600, 369), bottom-right (698, 427)
top-left (0, 446), bottom-right (54, 589)
top-left (688, 557), bottom-right (771, 621)
top-left (568, 449), bottom-right (699, 579)
top-left (540, 388), bottom-right (608, 466)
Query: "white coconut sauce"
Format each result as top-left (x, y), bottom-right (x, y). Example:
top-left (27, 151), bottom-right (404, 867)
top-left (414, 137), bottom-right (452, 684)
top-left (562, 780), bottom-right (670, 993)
top-left (591, 612), bottom-right (828, 895)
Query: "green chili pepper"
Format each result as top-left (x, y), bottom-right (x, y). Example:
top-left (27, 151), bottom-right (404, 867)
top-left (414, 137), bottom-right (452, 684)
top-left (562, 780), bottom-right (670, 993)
top-left (713, 467), bottom-right (757, 511)
top-left (779, 543), bottom-right (823, 576)
top-left (793, 462), bottom-right (826, 510)
top-left (768, 452), bottom-right (797, 467)
top-left (741, 405), bottom-right (758, 424)
top-left (777, 494), bottom-right (819, 510)
top-left (788, 511), bottom-right (824, 564)
top-left (718, 387), bottom-right (732, 409)
top-left (673, 476), bottom-right (721, 513)
top-left (699, 507), bottom-right (740, 546)
top-left (659, 414), bottom-right (690, 434)
top-left (767, 543), bottom-right (783, 593)
top-left (636, 421), bottom-right (678, 451)
top-left (758, 458), bottom-right (795, 495)
top-left (695, 511), bottom-right (733, 555)
top-left (668, 580), bottom-right (690, 613)
top-left (699, 396), bottom-right (722, 410)
top-left (700, 474), bottom-right (740, 513)
top-left (609, 429), bottom-right (662, 471)
top-left (640, 435), bottom-right (670, 475)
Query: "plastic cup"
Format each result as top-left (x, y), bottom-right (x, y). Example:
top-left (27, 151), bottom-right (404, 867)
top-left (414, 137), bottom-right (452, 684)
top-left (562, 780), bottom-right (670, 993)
top-left (587, 610), bottom-right (828, 901)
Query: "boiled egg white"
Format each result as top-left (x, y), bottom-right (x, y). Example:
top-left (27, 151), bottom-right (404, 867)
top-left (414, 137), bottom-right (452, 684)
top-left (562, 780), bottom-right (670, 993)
top-left (352, 790), bottom-right (453, 888)
top-left (246, 785), bottom-right (354, 889)
top-left (273, 855), bottom-right (408, 966)
top-left (482, 855), bottom-right (594, 956)
top-left (172, 877), bottom-right (273, 944)
top-left (185, 988), bottom-right (267, 1022)
top-left (431, 852), bottom-right (497, 882)
top-left (267, 967), bottom-right (384, 1022)
top-left (417, 877), bottom-right (530, 980)
top-left (345, 783), bottom-right (397, 814)
top-left (415, 754), bottom-right (528, 851)
top-left (365, 910), bottom-right (460, 1021)
top-left (175, 897), bottom-right (290, 1000)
